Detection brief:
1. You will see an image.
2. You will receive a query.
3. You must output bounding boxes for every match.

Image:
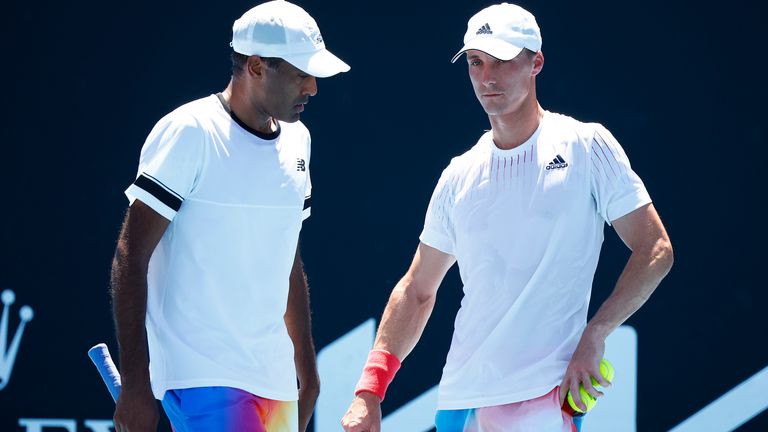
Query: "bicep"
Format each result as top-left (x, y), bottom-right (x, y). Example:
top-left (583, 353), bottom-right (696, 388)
top-left (611, 203), bottom-right (670, 252)
top-left (289, 240), bottom-right (305, 279)
top-left (116, 200), bottom-right (171, 269)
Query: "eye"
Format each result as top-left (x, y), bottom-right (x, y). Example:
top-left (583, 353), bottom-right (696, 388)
top-left (469, 59), bottom-right (481, 66)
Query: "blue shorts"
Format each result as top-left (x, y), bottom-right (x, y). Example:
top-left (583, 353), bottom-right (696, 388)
top-left (435, 387), bottom-right (579, 432)
top-left (161, 386), bottom-right (298, 432)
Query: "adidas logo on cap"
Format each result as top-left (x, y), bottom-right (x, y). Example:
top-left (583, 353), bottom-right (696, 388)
top-left (546, 155), bottom-right (568, 170)
top-left (476, 23), bottom-right (492, 35)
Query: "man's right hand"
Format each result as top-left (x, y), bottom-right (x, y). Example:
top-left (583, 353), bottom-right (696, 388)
top-left (341, 392), bottom-right (382, 432)
top-left (113, 386), bottom-right (159, 432)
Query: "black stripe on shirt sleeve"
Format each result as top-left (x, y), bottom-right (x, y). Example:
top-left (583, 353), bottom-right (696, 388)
top-left (303, 196), bottom-right (312, 211)
top-left (134, 174), bottom-right (183, 211)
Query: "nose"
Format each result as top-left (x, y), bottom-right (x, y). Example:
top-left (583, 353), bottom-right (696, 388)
top-left (303, 76), bottom-right (318, 97)
top-left (481, 65), bottom-right (496, 87)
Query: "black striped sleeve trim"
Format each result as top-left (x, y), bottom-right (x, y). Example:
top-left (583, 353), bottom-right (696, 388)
top-left (303, 196), bottom-right (312, 211)
top-left (133, 173), bottom-right (183, 211)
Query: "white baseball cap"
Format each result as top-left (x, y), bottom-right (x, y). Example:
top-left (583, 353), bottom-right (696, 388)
top-left (231, 0), bottom-right (350, 78)
top-left (451, 3), bottom-right (542, 63)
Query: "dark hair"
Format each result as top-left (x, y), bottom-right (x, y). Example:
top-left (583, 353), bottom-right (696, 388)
top-left (230, 52), bottom-right (284, 77)
top-left (521, 48), bottom-right (537, 59)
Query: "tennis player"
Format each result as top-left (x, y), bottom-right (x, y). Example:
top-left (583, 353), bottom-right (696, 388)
top-left (341, 3), bottom-right (672, 431)
top-left (109, 1), bottom-right (348, 431)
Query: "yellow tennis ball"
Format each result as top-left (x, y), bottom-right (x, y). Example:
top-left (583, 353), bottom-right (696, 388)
top-left (591, 358), bottom-right (614, 386)
top-left (568, 358), bottom-right (614, 413)
top-left (567, 386), bottom-right (597, 413)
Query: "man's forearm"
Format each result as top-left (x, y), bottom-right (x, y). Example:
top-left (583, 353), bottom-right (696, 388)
top-left (110, 241), bottom-right (152, 391)
top-left (586, 237), bottom-right (673, 339)
top-left (285, 253), bottom-right (319, 431)
top-left (373, 276), bottom-right (437, 361)
top-left (285, 255), bottom-right (319, 384)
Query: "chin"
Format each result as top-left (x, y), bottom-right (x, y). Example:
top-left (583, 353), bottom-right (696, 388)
top-left (483, 108), bottom-right (508, 116)
top-left (478, 102), bottom-right (504, 116)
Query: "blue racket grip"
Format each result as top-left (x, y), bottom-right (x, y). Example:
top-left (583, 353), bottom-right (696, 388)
top-left (88, 343), bottom-right (122, 402)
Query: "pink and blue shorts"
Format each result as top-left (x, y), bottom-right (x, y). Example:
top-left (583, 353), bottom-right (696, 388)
top-left (435, 387), bottom-right (580, 432)
top-left (161, 386), bottom-right (298, 432)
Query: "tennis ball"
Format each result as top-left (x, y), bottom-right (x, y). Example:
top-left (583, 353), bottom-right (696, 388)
top-left (567, 358), bottom-right (614, 413)
top-left (591, 358), bottom-right (614, 386)
top-left (567, 386), bottom-right (597, 413)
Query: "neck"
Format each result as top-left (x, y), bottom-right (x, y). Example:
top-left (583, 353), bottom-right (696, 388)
top-left (488, 94), bottom-right (543, 150)
top-left (222, 80), bottom-right (277, 134)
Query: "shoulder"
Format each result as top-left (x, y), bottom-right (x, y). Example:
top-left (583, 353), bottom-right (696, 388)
top-left (141, 97), bottom-right (220, 154)
top-left (542, 111), bottom-right (615, 150)
top-left (444, 131), bottom-right (491, 173)
top-left (152, 96), bottom-right (219, 133)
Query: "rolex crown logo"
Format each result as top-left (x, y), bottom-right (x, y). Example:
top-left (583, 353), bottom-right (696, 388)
top-left (0, 289), bottom-right (34, 390)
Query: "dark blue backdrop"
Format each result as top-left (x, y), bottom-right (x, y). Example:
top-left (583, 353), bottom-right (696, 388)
top-left (2, 0), bottom-right (766, 430)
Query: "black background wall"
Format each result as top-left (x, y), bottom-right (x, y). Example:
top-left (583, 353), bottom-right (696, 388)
top-left (2, 0), bottom-right (766, 430)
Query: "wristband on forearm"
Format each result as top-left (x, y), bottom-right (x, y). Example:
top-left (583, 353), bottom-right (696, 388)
top-left (354, 349), bottom-right (402, 402)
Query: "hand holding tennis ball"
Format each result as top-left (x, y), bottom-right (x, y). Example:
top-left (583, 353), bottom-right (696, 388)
top-left (566, 358), bottom-right (614, 414)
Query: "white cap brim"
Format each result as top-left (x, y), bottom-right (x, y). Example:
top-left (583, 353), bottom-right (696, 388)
top-left (450, 38), bottom-right (526, 63)
top-left (284, 49), bottom-right (350, 78)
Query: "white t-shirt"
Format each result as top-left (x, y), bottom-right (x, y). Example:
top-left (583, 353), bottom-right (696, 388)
top-left (420, 111), bottom-right (651, 410)
top-left (125, 94), bottom-right (311, 401)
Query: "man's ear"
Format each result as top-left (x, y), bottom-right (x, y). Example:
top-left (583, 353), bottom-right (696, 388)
top-left (247, 55), bottom-right (266, 79)
top-left (531, 51), bottom-right (544, 77)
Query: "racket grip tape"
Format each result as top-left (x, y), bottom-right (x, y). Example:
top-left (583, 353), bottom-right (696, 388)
top-left (88, 343), bottom-right (122, 402)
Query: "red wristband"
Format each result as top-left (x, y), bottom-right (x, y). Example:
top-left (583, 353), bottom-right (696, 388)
top-left (354, 349), bottom-right (401, 402)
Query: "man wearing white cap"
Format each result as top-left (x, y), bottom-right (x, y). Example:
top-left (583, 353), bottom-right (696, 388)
top-left (341, 3), bottom-right (671, 431)
top-left (110, 1), bottom-right (348, 431)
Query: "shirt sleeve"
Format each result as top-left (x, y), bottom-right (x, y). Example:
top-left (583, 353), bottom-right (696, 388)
top-left (589, 124), bottom-right (652, 224)
top-left (124, 112), bottom-right (206, 221)
top-left (419, 167), bottom-right (456, 255)
top-left (302, 132), bottom-right (312, 221)
top-left (302, 171), bottom-right (312, 221)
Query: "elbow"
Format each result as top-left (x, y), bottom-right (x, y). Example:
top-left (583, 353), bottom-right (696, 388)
top-left (302, 375), bottom-right (320, 397)
top-left (414, 291), bottom-right (437, 309)
top-left (110, 239), bottom-right (150, 298)
top-left (109, 244), bottom-right (127, 298)
top-left (656, 238), bottom-right (674, 276)
top-left (398, 276), bottom-right (437, 308)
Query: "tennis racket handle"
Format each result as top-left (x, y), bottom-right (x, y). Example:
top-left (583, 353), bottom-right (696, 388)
top-left (88, 343), bottom-right (122, 402)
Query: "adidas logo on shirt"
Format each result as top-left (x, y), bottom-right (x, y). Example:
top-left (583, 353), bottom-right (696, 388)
top-left (546, 155), bottom-right (568, 171)
top-left (476, 23), bottom-right (492, 35)
top-left (297, 158), bottom-right (306, 172)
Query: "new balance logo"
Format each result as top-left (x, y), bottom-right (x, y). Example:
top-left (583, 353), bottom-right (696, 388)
top-left (546, 155), bottom-right (569, 171)
top-left (311, 30), bottom-right (323, 45)
top-left (297, 158), bottom-right (306, 172)
top-left (0, 289), bottom-right (34, 390)
top-left (476, 23), bottom-right (492, 35)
